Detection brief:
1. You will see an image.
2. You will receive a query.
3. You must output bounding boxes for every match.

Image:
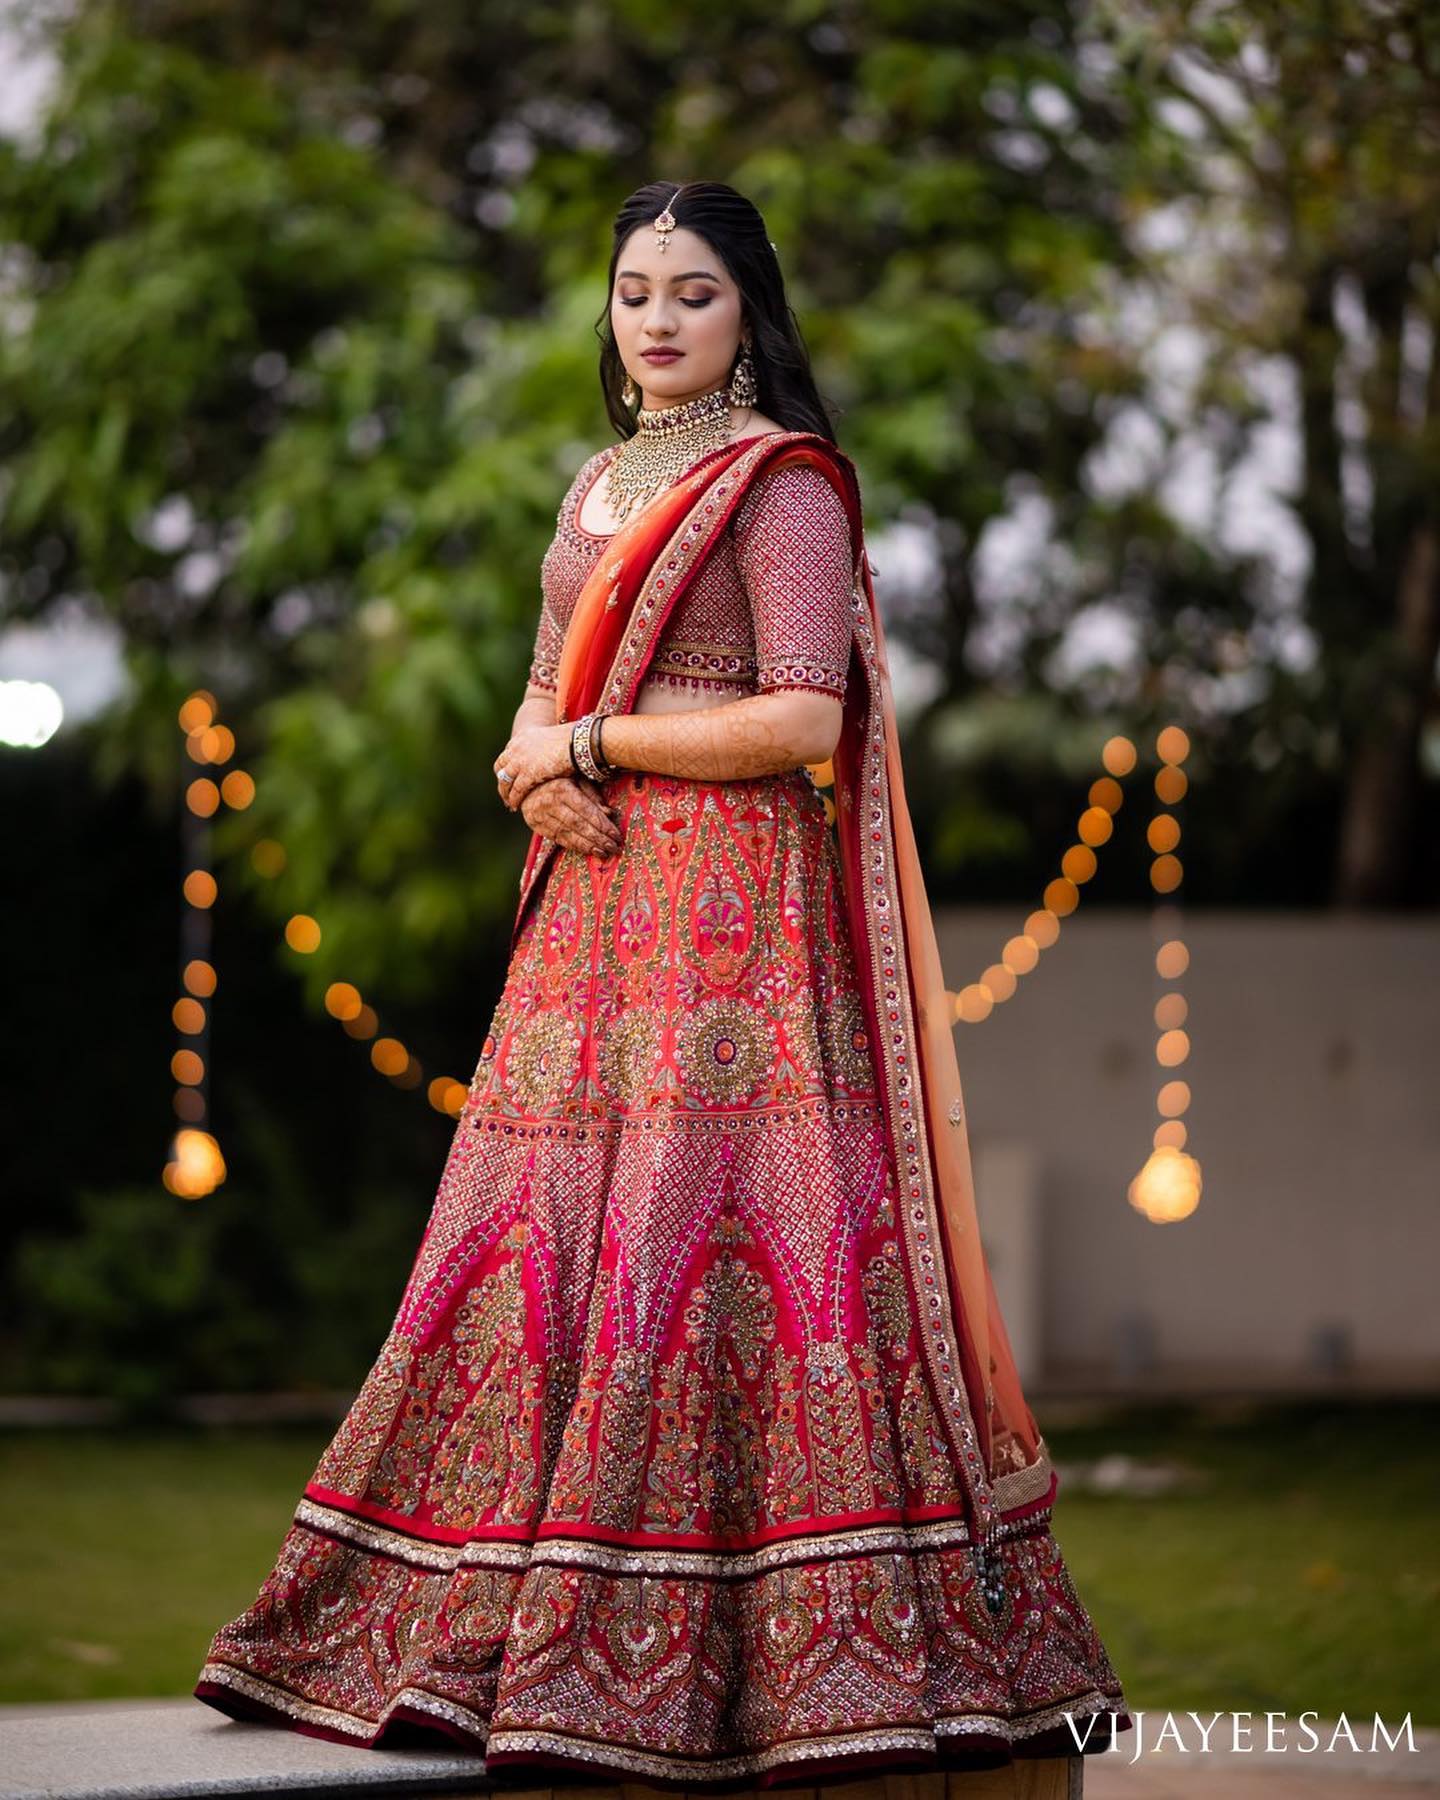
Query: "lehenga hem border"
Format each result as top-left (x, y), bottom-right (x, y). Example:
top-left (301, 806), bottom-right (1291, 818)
top-left (194, 1665), bottom-right (1130, 1786)
top-left (291, 1492), bottom-right (1056, 1581)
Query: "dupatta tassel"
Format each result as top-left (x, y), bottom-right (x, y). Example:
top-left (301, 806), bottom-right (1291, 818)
top-left (974, 1515), bottom-right (1009, 1618)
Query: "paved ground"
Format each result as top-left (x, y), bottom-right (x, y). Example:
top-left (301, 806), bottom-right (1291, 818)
top-left (0, 1699), bottom-right (1435, 1800)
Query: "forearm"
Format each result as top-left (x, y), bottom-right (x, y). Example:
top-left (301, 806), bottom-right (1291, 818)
top-left (513, 685), bottom-right (558, 734)
top-left (598, 691), bottom-right (841, 781)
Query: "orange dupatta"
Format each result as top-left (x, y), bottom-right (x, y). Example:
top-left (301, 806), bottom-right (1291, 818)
top-left (513, 430), bottom-right (1058, 1584)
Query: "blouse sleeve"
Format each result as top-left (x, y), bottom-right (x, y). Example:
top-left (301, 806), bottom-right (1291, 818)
top-left (731, 462), bottom-right (855, 702)
top-left (525, 592), bottom-right (565, 694)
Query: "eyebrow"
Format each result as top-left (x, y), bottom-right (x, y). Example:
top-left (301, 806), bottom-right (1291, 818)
top-left (617, 269), bottom-right (722, 283)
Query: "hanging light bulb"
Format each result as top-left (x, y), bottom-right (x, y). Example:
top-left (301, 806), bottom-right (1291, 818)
top-left (1127, 1144), bottom-right (1202, 1222)
top-left (164, 1127), bottom-right (227, 1199)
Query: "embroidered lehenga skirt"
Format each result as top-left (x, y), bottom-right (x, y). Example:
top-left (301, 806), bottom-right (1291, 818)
top-left (195, 766), bottom-right (1126, 1786)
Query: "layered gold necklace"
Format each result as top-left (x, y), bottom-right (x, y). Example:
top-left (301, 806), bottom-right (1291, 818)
top-left (602, 385), bottom-right (734, 525)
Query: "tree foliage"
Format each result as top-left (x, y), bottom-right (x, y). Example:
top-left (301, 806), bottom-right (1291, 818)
top-left (1, 0), bottom-right (1435, 1026)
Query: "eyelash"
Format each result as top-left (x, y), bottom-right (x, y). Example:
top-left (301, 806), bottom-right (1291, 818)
top-left (618, 296), bottom-right (711, 308)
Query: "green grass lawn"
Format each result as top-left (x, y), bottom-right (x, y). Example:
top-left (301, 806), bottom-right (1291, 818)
top-left (1, 1399), bottom-right (1435, 1723)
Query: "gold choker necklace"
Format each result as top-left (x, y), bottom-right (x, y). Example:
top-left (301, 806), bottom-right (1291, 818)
top-left (603, 386), bottom-right (734, 524)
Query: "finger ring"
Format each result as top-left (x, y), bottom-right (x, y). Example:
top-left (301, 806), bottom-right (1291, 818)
top-left (498, 769), bottom-right (513, 783)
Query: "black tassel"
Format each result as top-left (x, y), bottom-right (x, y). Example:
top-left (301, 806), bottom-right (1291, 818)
top-left (974, 1518), bottom-right (1008, 1616)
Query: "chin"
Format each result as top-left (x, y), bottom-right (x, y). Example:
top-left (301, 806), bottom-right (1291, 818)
top-left (640, 371), bottom-right (692, 390)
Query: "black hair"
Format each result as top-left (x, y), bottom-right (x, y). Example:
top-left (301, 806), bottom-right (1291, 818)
top-left (596, 180), bottom-right (837, 444)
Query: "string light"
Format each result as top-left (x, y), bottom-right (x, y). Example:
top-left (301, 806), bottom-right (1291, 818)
top-left (165, 690), bottom-right (469, 1203)
top-left (167, 689), bottom-right (225, 1195)
top-left (815, 726), bottom-right (1207, 1226)
top-left (943, 733), bottom-right (1137, 1023)
top-left (1129, 727), bottom-right (1202, 1222)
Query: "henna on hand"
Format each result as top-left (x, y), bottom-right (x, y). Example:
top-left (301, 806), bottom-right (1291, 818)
top-left (521, 775), bottom-right (623, 857)
top-left (494, 722), bottom-right (575, 810)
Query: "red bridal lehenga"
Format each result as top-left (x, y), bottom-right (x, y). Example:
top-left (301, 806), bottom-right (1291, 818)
top-left (195, 429), bottom-right (1131, 1791)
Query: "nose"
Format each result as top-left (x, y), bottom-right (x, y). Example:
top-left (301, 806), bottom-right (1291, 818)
top-left (642, 299), bottom-right (679, 337)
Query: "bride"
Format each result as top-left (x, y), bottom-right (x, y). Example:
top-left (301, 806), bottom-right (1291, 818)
top-left (194, 177), bottom-right (1130, 1787)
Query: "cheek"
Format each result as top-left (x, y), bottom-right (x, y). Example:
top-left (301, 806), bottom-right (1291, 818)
top-left (695, 302), bottom-right (740, 356)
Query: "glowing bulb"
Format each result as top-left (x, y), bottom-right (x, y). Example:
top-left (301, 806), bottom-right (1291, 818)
top-left (178, 696), bottom-right (214, 733)
top-left (1025, 908), bottom-right (1060, 949)
top-left (1044, 877), bottom-right (1079, 917)
top-left (285, 914), bottom-right (321, 953)
top-left (221, 770), bottom-right (255, 808)
top-left (1156, 726), bottom-right (1190, 764)
top-left (173, 997), bottom-right (205, 1034)
top-left (168, 1126), bottom-right (227, 1198)
top-left (1077, 806), bottom-right (1113, 847)
top-left (1102, 736), bottom-right (1136, 776)
top-left (186, 778), bottom-right (220, 817)
top-left (1155, 765), bottom-right (1188, 804)
top-left (1155, 992), bottom-right (1187, 1029)
top-left (325, 982), bottom-right (363, 1021)
top-left (1151, 853), bottom-right (1183, 893)
top-left (183, 869), bottom-right (217, 908)
top-left (1156, 1028), bottom-right (1190, 1066)
top-left (1001, 934), bottom-right (1039, 975)
top-left (184, 959), bottom-right (216, 997)
top-left (1156, 939), bottom-right (1189, 979)
top-left (1156, 1079), bottom-right (1191, 1117)
top-left (956, 984), bottom-right (994, 1023)
top-left (1128, 1145), bottom-right (1202, 1221)
top-left (980, 963), bottom-right (1017, 1003)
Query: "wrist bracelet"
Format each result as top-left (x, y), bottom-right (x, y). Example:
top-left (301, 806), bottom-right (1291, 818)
top-left (589, 712), bottom-right (615, 779)
top-left (572, 712), bottom-right (605, 782)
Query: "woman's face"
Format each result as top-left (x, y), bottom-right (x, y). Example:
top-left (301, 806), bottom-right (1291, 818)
top-left (611, 223), bottom-right (745, 411)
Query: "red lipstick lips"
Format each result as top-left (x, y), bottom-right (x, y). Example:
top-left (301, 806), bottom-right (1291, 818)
top-left (641, 348), bottom-right (684, 361)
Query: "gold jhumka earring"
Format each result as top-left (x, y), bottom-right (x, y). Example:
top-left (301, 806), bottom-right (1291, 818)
top-left (727, 334), bottom-right (758, 408)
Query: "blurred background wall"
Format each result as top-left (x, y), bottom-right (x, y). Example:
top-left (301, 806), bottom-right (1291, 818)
top-left (947, 910), bottom-right (1440, 1392)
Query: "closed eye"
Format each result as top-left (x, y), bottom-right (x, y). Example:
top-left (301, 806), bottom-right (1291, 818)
top-left (618, 296), bottom-right (712, 308)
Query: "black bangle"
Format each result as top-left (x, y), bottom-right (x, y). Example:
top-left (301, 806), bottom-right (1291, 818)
top-left (593, 714), bottom-right (613, 776)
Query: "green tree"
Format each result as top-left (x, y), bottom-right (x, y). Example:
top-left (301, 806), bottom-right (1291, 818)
top-left (1097, 0), bottom-right (1440, 903)
top-left (2, 1), bottom-right (1158, 1001)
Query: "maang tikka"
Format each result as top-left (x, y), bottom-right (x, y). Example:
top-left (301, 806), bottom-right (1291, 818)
top-left (652, 186), bottom-right (682, 253)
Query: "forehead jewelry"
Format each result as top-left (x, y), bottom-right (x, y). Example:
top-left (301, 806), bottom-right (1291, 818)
top-left (652, 187), bottom-right (682, 252)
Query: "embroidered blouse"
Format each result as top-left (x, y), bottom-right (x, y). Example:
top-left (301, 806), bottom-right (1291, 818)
top-left (527, 439), bottom-right (855, 705)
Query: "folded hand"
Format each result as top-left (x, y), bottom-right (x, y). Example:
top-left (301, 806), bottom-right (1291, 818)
top-left (519, 775), bottom-right (623, 858)
top-left (493, 723), bottom-right (575, 810)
